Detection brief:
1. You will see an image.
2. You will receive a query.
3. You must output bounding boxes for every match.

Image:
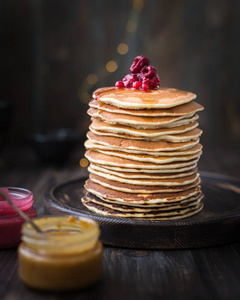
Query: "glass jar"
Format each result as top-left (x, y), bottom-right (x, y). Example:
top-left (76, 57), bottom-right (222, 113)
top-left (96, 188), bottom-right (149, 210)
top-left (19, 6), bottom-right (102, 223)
top-left (18, 215), bottom-right (103, 291)
top-left (0, 187), bottom-right (37, 248)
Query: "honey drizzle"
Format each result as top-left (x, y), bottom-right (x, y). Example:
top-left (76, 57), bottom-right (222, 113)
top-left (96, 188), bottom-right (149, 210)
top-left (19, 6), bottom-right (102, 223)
top-left (94, 87), bottom-right (158, 104)
top-left (93, 87), bottom-right (191, 106)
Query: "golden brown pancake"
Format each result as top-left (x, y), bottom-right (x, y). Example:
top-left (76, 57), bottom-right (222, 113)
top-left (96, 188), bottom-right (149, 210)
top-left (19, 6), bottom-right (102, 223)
top-left (90, 127), bottom-right (202, 142)
top-left (82, 195), bottom-right (203, 220)
top-left (90, 118), bottom-right (199, 139)
top-left (93, 87), bottom-right (196, 109)
top-left (84, 192), bottom-right (203, 211)
top-left (89, 173), bottom-right (201, 193)
top-left (88, 166), bottom-right (199, 186)
top-left (88, 107), bottom-right (198, 128)
top-left (85, 150), bottom-right (200, 170)
top-left (85, 179), bottom-right (201, 204)
top-left (89, 163), bottom-right (198, 179)
top-left (86, 191), bottom-right (204, 208)
top-left (94, 162), bottom-right (198, 173)
top-left (89, 99), bottom-right (204, 116)
top-left (90, 149), bottom-right (202, 164)
top-left (85, 140), bottom-right (202, 156)
top-left (86, 131), bottom-right (200, 152)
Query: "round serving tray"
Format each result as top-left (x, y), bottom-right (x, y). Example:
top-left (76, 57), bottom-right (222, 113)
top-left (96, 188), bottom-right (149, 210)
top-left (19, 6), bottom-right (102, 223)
top-left (44, 172), bottom-right (240, 249)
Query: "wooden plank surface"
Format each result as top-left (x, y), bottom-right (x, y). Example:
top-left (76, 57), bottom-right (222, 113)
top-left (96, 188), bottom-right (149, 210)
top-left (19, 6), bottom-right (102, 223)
top-left (0, 146), bottom-right (239, 300)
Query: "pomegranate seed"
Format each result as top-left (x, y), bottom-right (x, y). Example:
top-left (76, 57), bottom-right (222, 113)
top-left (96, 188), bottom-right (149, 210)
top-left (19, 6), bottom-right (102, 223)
top-left (115, 81), bottom-right (124, 88)
top-left (132, 81), bottom-right (142, 89)
top-left (142, 83), bottom-right (149, 90)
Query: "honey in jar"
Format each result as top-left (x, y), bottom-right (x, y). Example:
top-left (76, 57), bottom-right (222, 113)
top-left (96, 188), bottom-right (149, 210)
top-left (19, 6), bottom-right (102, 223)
top-left (18, 215), bottom-right (103, 291)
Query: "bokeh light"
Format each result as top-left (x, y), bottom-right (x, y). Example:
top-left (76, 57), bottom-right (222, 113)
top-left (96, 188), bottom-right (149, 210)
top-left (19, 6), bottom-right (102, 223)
top-left (106, 60), bottom-right (118, 72)
top-left (86, 73), bottom-right (98, 85)
top-left (117, 43), bottom-right (129, 55)
top-left (133, 0), bottom-right (144, 11)
top-left (80, 158), bottom-right (89, 168)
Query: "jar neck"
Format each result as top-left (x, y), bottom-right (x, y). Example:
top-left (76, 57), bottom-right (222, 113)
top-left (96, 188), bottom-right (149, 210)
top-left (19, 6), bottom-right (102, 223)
top-left (0, 187), bottom-right (33, 214)
top-left (21, 216), bottom-right (100, 255)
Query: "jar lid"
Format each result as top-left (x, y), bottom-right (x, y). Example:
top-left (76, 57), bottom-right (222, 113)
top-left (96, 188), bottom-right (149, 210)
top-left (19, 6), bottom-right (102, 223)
top-left (0, 187), bottom-right (33, 214)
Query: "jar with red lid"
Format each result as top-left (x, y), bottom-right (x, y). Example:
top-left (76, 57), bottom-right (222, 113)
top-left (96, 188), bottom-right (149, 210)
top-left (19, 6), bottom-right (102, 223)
top-left (0, 187), bottom-right (37, 248)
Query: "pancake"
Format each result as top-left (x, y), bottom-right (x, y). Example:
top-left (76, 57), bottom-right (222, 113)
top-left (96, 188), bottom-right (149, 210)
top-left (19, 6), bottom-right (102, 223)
top-left (89, 173), bottom-right (201, 193)
top-left (89, 99), bottom-right (204, 116)
top-left (85, 140), bottom-right (202, 156)
top-left (90, 118), bottom-right (199, 138)
top-left (93, 192), bottom-right (204, 208)
top-left (88, 108), bottom-right (198, 128)
top-left (82, 196), bottom-right (203, 220)
top-left (88, 166), bottom-right (199, 186)
top-left (87, 191), bottom-right (204, 208)
top-left (95, 162), bottom-right (198, 173)
top-left (93, 87), bottom-right (197, 109)
top-left (90, 149), bottom-right (202, 164)
top-left (84, 192), bottom-right (203, 211)
top-left (85, 179), bottom-right (201, 204)
top-left (87, 131), bottom-right (200, 152)
top-left (89, 163), bottom-right (198, 179)
top-left (89, 127), bottom-right (202, 143)
top-left (85, 150), bottom-right (200, 169)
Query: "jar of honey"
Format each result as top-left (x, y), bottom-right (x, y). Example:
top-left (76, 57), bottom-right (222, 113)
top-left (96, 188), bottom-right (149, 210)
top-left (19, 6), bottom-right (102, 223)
top-left (0, 187), bottom-right (37, 248)
top-left (18, 215), bottom-right (103, 291)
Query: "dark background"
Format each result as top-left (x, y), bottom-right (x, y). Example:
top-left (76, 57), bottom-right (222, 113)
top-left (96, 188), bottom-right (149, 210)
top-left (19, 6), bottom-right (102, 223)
top-left (1, 0), bottom-right (240, 149)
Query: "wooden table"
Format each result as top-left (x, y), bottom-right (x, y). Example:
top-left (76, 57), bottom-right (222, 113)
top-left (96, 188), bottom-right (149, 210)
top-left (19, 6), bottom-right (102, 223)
top-left (0, 146), bottom-right (240, 300)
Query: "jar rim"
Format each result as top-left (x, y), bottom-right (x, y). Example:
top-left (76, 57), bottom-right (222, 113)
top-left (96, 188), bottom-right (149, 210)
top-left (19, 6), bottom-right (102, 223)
top-left (0, 187), bottom-right (33, 213)
top-left (21, 215), bottom-right (100, 254)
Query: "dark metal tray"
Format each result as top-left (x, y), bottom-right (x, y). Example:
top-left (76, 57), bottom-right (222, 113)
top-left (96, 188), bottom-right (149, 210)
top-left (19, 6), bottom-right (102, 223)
top-left (44, 172), bottom-right (240, 249)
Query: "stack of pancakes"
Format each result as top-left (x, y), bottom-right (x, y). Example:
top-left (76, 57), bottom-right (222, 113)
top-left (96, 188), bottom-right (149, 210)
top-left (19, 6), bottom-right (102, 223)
top-left (82, 87), bottom-right (204, 220)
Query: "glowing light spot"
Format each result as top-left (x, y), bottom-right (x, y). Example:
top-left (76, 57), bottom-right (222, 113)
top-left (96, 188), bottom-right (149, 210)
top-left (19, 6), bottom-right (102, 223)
top-left (133, 0), bottom-right (144, 11)
top-left (117, 43), bottom-right (129, 55)
top-left (80, 158), bottom-right (89, 168)
top-left (86, 73), bottom-right (98, 85)
top-left (126, 20), bottom-right (137, 32)
top-left (106, 60), bottom-right (118, 72)
top-left (78, 91), bottom-right (91, 103)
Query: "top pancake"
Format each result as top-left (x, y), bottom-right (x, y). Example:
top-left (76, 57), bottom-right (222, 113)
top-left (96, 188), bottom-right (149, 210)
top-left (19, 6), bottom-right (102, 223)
top-left (93, 87), bottom-right (197, 109)
top-left (89, 99), bottom-right (203, 117)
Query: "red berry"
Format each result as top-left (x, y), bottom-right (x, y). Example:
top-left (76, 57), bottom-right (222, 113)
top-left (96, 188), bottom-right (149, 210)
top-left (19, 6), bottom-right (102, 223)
top-left (132, 81), bottom-right (142, 89)
top-left (142, 75), bottom-right (160, 88)
top-left (141, 65), bottom-right (157, 78)
top-left (140, 65), bottom-right (160, 88)
top-left (118, 55), bottom-right (160, 90)
top-left (122, 74), bottom-right (139, 87)
top-left (142, 83), bottom-right (149, 90)
top-left (115, 81), bottom-right (124, 88)
top-left (130, 55), bottom-right (150, 74)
